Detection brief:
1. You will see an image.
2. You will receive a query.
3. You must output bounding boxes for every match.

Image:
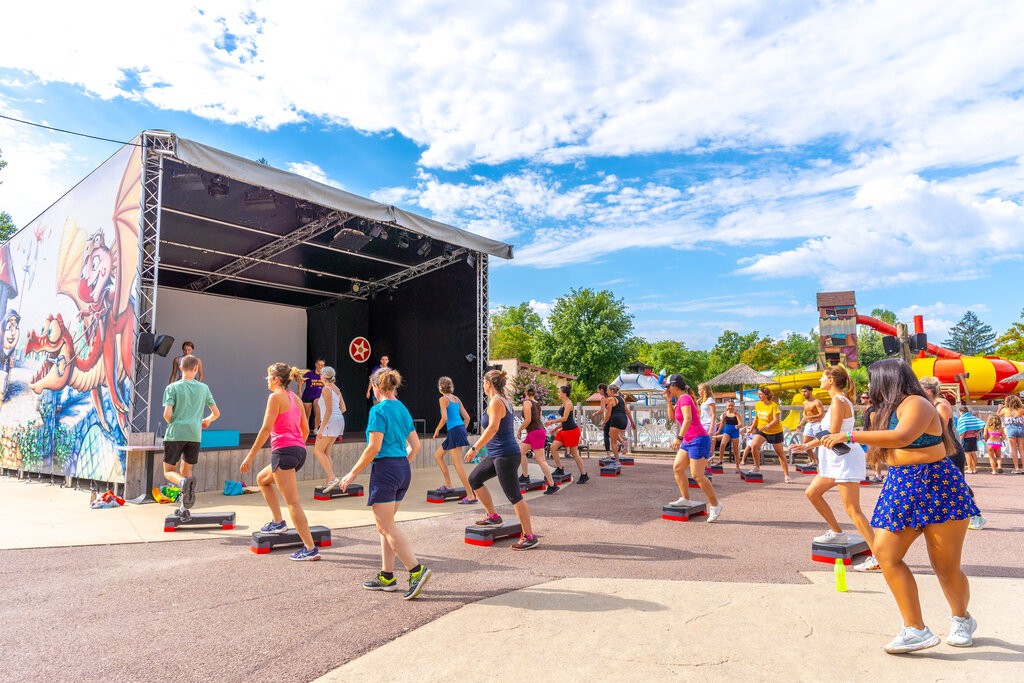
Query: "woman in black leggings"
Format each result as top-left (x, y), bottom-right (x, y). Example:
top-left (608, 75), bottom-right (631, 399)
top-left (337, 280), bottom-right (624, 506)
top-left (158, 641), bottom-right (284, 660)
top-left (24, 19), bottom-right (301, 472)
top-left (603, 385), bottom-right (629, 462)
top-left (597, 383), bottom-right (611, 457)
top-left (465, 369), bottom-right (539, 550)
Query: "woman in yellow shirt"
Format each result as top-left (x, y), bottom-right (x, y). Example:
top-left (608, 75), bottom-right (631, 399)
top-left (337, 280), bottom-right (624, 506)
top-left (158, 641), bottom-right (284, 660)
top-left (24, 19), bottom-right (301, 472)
top-left (744, 386), bottom-right (793, 483)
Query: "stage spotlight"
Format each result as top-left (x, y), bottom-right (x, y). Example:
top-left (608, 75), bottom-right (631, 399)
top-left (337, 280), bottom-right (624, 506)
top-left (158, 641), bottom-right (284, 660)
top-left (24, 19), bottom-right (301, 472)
top-left (397, 234), bottom-right (410, 249)
top-left (466, 253), bottom-right (477, 268)
top-left (417, 239), bottom-right (432, 257)
top-left (465, 353), bottom-right (475, 363)
top-left (443, 245), bottom-right (455, 259)
top-left (295, 205), bottom-right (313, 224)
top-left (207, 176), bottom-right (229, 199)
top-left (351, 282), bottom-right (361, 294)
top-left (369, 224), bottom-right (383, 238)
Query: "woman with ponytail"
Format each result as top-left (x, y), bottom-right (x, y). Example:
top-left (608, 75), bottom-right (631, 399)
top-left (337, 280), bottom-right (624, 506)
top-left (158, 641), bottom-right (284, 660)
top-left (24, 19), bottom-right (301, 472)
top-left (241, 363), bottom-right (319, 561)
top-left (745, 385), bottom-right (793, 483)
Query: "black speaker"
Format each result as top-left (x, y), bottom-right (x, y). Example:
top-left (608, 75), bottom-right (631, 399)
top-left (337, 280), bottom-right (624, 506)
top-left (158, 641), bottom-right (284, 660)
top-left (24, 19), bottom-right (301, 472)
top-left (137, 332), bottom-right (155, 354)
top-left (154, 335), bottom-right (175, 357)
top-left (909, 332), bottom-right (928, 353)
top-left (882, 335), bottom-right (900, 356)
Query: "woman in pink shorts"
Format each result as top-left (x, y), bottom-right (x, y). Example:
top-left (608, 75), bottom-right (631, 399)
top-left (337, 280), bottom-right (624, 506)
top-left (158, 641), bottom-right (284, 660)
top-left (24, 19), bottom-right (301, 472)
top-left (516, 387), bottom-right (558, 494)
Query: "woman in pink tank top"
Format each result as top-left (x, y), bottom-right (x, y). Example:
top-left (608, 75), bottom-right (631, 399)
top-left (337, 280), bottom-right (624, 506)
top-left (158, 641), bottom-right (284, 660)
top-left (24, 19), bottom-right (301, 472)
top-left (241, 363), bottom-right (319, 561)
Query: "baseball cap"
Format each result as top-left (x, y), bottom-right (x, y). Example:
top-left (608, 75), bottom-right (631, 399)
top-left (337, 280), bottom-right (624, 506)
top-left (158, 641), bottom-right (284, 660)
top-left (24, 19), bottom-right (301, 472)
top-left (665, 374), bottom-right (689, 390)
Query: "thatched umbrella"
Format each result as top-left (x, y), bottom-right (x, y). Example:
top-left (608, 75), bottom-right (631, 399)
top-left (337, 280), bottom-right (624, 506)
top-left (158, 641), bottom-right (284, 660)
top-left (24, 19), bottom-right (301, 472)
top-left (706, 363), bottom-right (779, 420)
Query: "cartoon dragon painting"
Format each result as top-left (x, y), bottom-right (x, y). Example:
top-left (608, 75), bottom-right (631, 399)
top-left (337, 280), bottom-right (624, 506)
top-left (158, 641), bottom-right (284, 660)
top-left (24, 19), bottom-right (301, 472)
top-left (24, 148), bottom-right (141, 435)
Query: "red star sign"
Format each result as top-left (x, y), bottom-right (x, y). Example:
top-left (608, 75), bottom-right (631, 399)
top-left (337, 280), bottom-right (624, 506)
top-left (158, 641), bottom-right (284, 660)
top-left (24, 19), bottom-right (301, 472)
top-left (349, 336), bottom-right (371, 363)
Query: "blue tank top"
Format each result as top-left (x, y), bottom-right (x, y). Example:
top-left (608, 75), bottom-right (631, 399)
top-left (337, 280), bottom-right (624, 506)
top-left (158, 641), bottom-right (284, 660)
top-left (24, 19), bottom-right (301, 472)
top-left (444, 395), bottom-right (464, 429)
top-left (481, 396), bottom-right (518, 457)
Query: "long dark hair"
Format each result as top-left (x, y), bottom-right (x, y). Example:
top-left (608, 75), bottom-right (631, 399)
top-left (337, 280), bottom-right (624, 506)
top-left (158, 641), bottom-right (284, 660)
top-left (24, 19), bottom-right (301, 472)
top-left (867, 359), bottom-right (955, 463)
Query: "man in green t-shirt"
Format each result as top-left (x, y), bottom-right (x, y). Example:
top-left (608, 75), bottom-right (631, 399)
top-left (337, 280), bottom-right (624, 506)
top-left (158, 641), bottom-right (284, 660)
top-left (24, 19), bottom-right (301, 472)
top-left (163, 354), bottom-right (219, 513)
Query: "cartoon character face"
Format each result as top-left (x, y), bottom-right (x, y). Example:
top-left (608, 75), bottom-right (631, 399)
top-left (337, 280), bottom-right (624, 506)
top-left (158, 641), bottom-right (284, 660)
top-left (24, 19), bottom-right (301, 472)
top-left (78, 231), bottom-right (113, 304)
top-left (2, 315), bottom-right (19, 353)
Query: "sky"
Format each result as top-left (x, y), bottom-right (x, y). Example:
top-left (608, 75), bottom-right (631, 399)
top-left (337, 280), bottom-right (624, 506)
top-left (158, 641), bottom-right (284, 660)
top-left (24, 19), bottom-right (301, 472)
top-left (2, 0), bottom-right (1023, 351)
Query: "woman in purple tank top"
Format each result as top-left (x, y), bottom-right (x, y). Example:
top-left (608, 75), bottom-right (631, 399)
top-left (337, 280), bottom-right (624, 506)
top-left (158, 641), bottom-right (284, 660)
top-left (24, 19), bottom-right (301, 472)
top-left (241, 363), bottom-right (319, 561)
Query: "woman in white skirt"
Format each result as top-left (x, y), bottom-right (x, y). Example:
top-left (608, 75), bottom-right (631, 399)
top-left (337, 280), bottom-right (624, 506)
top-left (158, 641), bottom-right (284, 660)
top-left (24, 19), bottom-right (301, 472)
top-left (792, 365), bottom-right (878, 571)
top-left (314, 366), bottom-right (347, 492)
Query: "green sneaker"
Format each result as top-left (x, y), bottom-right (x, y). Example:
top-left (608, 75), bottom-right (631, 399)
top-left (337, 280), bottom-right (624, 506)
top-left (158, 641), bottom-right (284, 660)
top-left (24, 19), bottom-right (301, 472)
top-left (403, 566), bottom-right (432, 600)
top-left (363, 572), bottom-right (400, 592)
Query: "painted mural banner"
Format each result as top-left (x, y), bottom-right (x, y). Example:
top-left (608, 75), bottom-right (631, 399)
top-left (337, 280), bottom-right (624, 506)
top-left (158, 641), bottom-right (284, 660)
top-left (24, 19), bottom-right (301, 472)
top-left (0, 142), bottom-right (142, 483)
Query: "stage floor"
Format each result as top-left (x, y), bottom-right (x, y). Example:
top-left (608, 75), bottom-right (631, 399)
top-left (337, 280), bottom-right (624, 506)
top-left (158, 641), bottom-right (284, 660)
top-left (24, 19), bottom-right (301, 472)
top-left (0, 463), bottom-right (557, 550)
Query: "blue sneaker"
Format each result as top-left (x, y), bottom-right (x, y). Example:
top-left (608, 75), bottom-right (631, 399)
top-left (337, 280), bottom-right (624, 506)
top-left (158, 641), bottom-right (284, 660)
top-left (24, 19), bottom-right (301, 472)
top-left (260, 520), bottom-right (288, 533)
top-left (290, 546), bottom-right (320, 561)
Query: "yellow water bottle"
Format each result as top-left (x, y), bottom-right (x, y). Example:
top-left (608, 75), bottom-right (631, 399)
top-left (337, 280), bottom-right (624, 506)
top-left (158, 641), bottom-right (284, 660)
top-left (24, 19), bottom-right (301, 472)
top-left (834, 558), bottom-right (848, 592)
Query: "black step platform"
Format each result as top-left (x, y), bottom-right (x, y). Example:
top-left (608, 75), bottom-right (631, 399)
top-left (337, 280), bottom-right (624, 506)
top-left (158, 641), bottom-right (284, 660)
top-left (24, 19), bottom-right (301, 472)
top-left (250, 525), bottom-right (332, 554)
top-left (599, 462), bottom-right (622, 477)
top-left (796, 463), bottom-right (818, 474)
top-left (519, 478), bottom-right (546, 493)
top-left (164, 511), bottom-right (236, 532)
top-left (313, 484), bottom-right (364, 501)
top-left (811, 534), bottom-right (871, 565)
top-left (551, 471), bottom-right (573, 484)
top-left (464, 519), bottom-right (523, 546)
top-left (427, 486), bottom-right (467, 503)
top-left (739, 469), bottom-right (763, 483)
top-left (706, 463), bottom-right (725, 474)
top-left (619, 456), bottom-right (634, 465)
top-left (687, 475), bottom-right (712, 489)
top-left (662, 501), bottom-right (707, 521)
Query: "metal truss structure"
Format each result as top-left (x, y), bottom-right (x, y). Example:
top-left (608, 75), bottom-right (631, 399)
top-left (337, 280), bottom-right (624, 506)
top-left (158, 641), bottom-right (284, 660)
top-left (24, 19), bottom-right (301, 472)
top-left (312, 247), bottom-right (470, 306)
top-left (476, 254), bottom-right (489, 427)
top-left (130, 131), bottom-right (175, 434)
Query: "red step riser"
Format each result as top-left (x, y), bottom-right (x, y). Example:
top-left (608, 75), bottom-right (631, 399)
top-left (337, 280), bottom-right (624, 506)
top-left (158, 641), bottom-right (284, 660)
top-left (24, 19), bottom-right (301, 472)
top-left (811, 554), bottom-right (852, 565)
top-left (251, 546), bottom-right (270, 554)
top-left (163, 527), bottom-right (175, 532)
top-left (464, 538), bottom-right (493, 546)
top-left (427, 499), bottom-right (446, 504)
top-left (221, 524), bottom-right (234, 530)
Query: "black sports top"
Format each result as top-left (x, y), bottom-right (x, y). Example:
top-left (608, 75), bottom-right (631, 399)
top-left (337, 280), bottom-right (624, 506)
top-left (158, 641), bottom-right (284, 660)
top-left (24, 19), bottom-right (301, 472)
top-left (609, 395), bottom-right (627, 419)
top-left (723, 414), bottom-right (739, 426)
top-left (560, 403), bottom-right (577, 431)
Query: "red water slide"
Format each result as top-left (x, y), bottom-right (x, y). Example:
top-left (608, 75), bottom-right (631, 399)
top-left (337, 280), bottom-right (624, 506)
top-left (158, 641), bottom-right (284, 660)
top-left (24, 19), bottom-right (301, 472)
top-left (855, 314), bottom-right (961, 359)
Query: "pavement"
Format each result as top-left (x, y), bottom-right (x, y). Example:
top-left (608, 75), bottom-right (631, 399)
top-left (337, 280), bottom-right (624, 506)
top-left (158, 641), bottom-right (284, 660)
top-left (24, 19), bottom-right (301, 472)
top-left (1, 457), bottom-right (1021, 681)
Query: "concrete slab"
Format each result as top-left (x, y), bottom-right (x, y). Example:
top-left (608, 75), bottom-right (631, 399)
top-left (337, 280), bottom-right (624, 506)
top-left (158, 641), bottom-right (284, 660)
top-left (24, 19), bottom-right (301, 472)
top-left (319, 573), bottom-right (1024, 682)
top-left (0, 462), bottom-right (560, 549)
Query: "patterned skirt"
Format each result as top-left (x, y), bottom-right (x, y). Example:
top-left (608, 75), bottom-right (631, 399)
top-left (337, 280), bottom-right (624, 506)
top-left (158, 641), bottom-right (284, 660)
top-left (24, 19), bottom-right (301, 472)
top-left (871, 457), bottom-right (980, 532)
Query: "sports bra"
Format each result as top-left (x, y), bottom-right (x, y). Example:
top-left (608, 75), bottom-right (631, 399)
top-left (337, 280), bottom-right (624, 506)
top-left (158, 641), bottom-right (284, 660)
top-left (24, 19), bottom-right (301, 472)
top-left (888, 412), bottom-right (943, 449)
top-left (723, 414), bottom-right (738, 426)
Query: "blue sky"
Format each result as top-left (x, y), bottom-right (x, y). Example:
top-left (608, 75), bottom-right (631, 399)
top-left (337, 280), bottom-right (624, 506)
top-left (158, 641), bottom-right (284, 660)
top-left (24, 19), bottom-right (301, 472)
top-left (2, 1), bottom-right (1023, 350)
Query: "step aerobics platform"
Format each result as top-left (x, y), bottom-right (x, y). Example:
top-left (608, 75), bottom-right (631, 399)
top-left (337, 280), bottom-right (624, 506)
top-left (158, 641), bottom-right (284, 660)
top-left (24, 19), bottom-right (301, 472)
top-left (662, 501), bottom-right (707, 521)
top-left (811, 534), bottom-right (871, 565)
top-left (464, 519), bottom-right (523, 546)
top-left (164, 511), bottom-right (236, 532)
top-left (250, 525), bottom-right (332, 554)
top-left (313, 484), bottom-right (364, 501)
top-left (427, 487), bottom-right (467, 503)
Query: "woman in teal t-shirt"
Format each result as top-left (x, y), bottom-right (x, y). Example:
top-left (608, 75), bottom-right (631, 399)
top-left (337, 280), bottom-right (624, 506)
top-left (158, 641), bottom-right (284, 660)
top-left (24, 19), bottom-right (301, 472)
top-left (340, 369), bottom-right (431, 600)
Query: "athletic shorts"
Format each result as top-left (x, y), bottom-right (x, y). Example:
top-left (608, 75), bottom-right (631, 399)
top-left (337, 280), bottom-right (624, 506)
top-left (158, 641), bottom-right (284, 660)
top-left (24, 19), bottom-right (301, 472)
top-left (871, 457), bottom-right (980, 532)
top-left (522, 428), bottom-right (546, 451)
top-left (554, 427), bottom-right (581, 448)
top-left (756, 430), bottom-right (784, 445)
top-left (680, 434), bottom-right (712, 460)
top-left (442, 424), bottom-right (471, 450)
top-left (721, 424), bottom-right (740, 440)
top-left (271, 445), bottom-right (306, 472)
top-left (803, 421), bottom-right (821, 438)
top-left (608, 415), bottom-right (628, 431)
top-left (163, 441), bottom-right (200, 466)
top-left (468, 454), bottom-right (523, 505)
top-left (1006, 424), bottom-right (1024, 439)
top-left (319, 417), bottom-right (345, 439)
top-left (962, 436), bottom-right (978, 452)
top-left (367, 456), bottom-right (411, 506)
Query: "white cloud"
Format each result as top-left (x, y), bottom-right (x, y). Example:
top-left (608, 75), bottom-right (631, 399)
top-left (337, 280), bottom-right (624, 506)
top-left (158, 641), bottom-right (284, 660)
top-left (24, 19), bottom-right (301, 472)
top-left (284, 161), bottom-right (344, 190)
top-left (528, 299), bottom-right (553, 321)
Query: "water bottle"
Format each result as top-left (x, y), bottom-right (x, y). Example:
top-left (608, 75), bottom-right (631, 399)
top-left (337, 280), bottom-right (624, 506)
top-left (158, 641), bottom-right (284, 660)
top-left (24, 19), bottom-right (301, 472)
top-left (834, 558), bottom-right (848, 592)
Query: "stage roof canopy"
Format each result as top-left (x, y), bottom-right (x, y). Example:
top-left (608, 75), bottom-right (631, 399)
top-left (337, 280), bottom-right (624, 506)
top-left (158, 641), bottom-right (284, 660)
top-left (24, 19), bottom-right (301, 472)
top-left (149, 131), bottom-right (512, 308)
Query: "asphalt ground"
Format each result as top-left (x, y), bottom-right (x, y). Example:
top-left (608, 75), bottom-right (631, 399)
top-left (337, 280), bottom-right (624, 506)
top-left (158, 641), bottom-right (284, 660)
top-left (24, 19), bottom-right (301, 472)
top-left (2, 458), bottom-right (1021, 682)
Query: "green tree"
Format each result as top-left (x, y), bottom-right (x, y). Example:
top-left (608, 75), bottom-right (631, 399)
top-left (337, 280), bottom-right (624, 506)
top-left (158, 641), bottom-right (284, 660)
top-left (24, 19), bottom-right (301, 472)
top-left (489, 303), bottom-right (543, 363)
top-left (871, 308), bottom-right (898, 325)
top-left (638, 340), bottom-right (710, 383)
top-left (1, 148), bottom-right (16, 243)
top-left (944, 311), bottom-right (996, 356)
top-left (533, 288), bottom-right (634, 390)
top-left (779, 331), bottom-right (818, 368)
top-left (740, 339), bottom-right (796, 372)
top-left (994, 308), bottom-right (1024, 360)
top-left (706, 330), bottom-right (762, 378)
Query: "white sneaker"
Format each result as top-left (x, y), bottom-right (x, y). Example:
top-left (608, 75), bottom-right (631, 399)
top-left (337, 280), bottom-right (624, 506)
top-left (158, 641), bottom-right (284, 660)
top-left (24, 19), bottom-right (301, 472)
top-left (813, 529), bottom-right (848, 544)
top-left (707, 503), bottom-right (723, 523)
top-left (884, 626), bottom-right (940, 653)
top-left (321, 478), bottom-right (340, 493)
top-left (967, 515), bottom-right (986, 530)
top-left (669, 497), bottom-right (691, 507)
top-left (852, 555), bottom-right (881, 572)
top-left (946, 614), bottom-right (977, 647)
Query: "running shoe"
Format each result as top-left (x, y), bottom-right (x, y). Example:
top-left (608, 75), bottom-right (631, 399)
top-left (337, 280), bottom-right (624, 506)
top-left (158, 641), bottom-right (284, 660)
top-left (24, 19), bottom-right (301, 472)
top-left (260, 520), bottom-right (288, 533)
top-left (577, 473), bottom-right (590, 484)
top-left (706, 503), bottom-right (723, 523)
top-left (511, 534), bottom-right (539, 551)
top-left (363, 572), bottom-right (400, 591)
top-left (852, 555), bottom-right (881, 572)
top-left (474, 513), bottom-right (503, 527)
top-left (784, 476), bottom-right (793, 484)
top-left (813, 529), bottom-right (848, 544)
top-left (403, 566), bottom-right (432, 600)
top-left (669, 497), bottom-right (691, 507)
top-left (752, 466), bottom-right (760, 472)
top-left (543, 483), bottom-right (560, 495)
top-left (968, 515), bottom-right (986, 530)
top-left (946, 614), bottom-right (977, 647)
top-left (518, 474), bottom-right (531, 483)
top-left (289, 546), bottom-right (320, 561)
top-left (180, 476), bottom-right (196, 509)
top-left (321, 478), bottom-right (340, 493)
top-left (884, 626), bottom-right (939, 654)
top-left (552, 467), bottom-right (565, 476)
top-left (175, 507), bottom-right (192, 522)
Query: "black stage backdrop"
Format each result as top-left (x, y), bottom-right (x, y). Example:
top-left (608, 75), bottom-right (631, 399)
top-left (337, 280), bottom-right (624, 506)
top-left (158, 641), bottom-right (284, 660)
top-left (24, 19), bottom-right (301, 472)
top-left (306, 262), bottom-right (479, 433)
